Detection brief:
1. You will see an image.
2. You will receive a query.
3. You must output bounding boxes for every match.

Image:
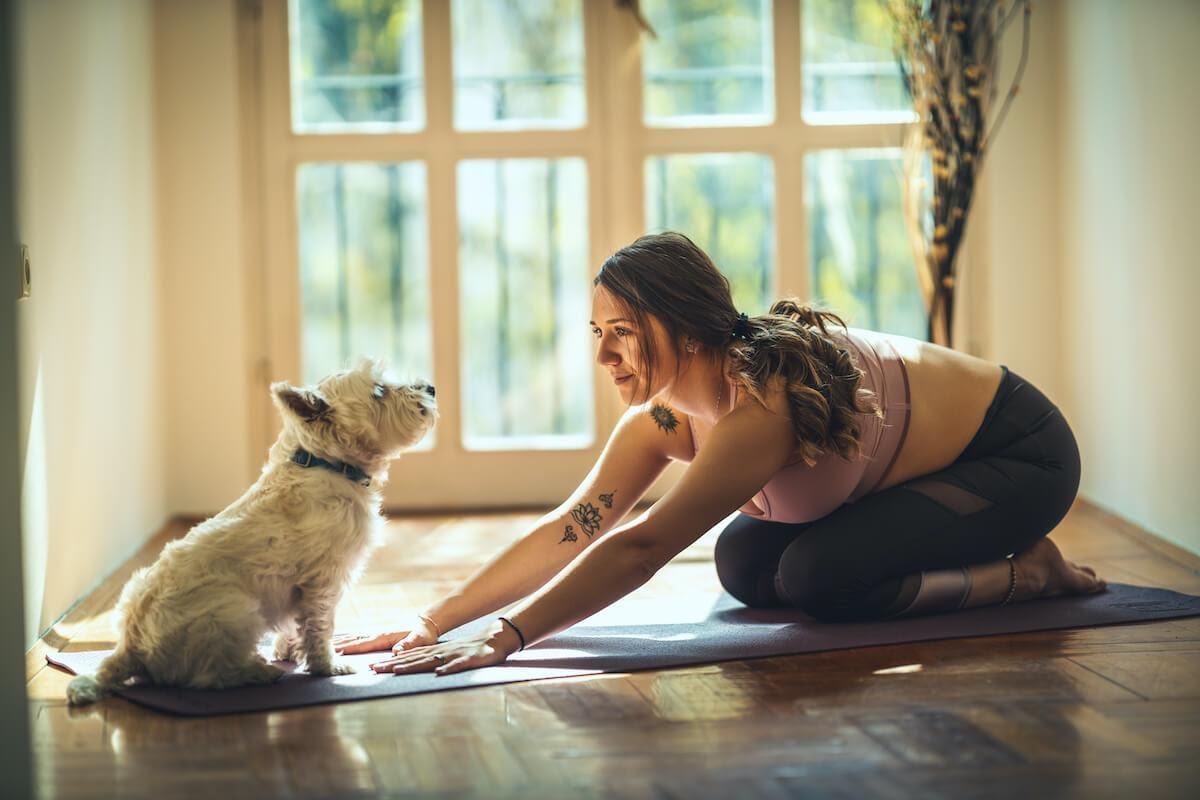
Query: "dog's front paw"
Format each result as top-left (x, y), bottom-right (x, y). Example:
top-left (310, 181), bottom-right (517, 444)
top-left (306, 657), bottom-right (355, 677)
top-left (273, 633), bottom-right (298, 662)
top-left (327, 660), bottom-right (356, 676)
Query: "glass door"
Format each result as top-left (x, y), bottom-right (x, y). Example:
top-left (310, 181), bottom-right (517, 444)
top-left (257, 0), bottom-right (619, 509)
top-left (251, 0), bottom-right (930, 510)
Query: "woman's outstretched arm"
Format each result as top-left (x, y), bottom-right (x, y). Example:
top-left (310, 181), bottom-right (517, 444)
top-left (370, 399), bottom-right (794, 674)
top-left (336, 405), bottom-right (677, 655)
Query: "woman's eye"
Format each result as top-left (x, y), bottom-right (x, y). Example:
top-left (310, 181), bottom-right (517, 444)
top-left (591, 328), bottom-right (602, 339)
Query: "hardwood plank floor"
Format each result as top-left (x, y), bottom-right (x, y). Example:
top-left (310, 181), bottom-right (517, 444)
top-left (26, 499), bottom-right (1200, 799)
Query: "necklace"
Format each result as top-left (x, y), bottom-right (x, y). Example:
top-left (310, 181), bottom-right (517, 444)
top-left (715, 374), bottom-right (725, 418)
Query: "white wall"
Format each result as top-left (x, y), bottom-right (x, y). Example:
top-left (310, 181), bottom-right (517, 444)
top-left (973, 0), bottom-right (1064, 404)
top-left (981, 0), bottom-right (1200, 554)
top-left (15, 0), bottom-right (167, 648)
top-left (155, 0), bottom-right (258, 516)
top-left (1057, 0), bottom-right (1199, 553)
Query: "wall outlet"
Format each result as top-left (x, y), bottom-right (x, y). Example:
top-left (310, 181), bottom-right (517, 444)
top-left (19, 245), bottom-right (30, 299)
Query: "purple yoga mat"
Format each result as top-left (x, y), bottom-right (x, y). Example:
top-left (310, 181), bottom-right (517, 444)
top-left (48, 582), bottom-right (1200, 716)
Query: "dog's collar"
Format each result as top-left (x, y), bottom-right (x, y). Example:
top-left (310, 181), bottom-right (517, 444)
top-left (291, 448), bottom-right (371, 487)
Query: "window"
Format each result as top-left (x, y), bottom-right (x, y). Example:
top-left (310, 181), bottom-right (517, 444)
top-left (256, 0), bottom-right (928, 509)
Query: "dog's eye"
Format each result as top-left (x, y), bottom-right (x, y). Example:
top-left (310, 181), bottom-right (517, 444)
top-left (372, 383), bottom-right (387, 400)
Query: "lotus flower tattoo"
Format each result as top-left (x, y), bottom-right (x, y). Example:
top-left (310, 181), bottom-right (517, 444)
top-left (571, 502), bottom-right (602, 538)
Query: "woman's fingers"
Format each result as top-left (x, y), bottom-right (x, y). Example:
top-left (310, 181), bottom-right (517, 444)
top-left (367, 638), bottom-right (504, 676)
top-left (434, 656), bottom-right (472, 676)
top-left (369, 644), bottom-right (459, 673)
top-left (369, 649), bottom-right (432, 672)
top-left (333, 634), bottom-right (372, 654)
top-left (373, 653), bottom-right (442, 674)
top-left (333, 631), bottom-right (406, 654)
top-left (390, 655), bottom-right (445, 675)
top-left (392, 629), bottom-right (438, 654)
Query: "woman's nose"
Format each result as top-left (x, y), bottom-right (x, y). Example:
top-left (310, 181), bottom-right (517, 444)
top-left (596, 341), bottom-right (620, 367)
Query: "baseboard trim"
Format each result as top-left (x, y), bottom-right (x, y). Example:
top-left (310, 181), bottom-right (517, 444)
top-left (1075, 496), bottom-right (1200, 570)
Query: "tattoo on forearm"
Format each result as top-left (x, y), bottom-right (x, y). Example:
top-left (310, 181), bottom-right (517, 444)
top-left (650, 404), bottom-right (679, 434)
top-left (559, 492), bottom-right (615, 544)
top-left (572, 502), bottom-right (602, 538)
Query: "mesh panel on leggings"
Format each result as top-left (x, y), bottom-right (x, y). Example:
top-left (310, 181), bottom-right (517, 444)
top-left (904, 478), bottom-right (994, 515)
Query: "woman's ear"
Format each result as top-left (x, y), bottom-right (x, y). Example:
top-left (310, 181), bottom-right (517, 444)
top-left (271, 382), bottom-right (330, 422)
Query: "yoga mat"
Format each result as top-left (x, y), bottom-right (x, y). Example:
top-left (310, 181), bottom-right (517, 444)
top-left (48, 582), bottom-right (1200, 717)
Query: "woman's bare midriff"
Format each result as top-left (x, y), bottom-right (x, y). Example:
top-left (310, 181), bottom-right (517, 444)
top-left (873, 335), bottom-right (1004, 491)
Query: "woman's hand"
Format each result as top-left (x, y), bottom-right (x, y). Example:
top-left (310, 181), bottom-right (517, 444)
top-left (367, 620), bottom-right (521, 676)
top-left (332, 613), bottom-right (440, 656)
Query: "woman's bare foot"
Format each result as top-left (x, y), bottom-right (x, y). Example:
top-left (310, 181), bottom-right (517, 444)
top-left (1011, 538), bottom-right (1107, 602)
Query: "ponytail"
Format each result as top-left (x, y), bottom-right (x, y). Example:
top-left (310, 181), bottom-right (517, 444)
top-left (730, 299), bottom-right (880, 466)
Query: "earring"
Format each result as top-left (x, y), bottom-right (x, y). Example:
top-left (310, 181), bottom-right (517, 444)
top-left (685, 341), bottom-right (696, 354)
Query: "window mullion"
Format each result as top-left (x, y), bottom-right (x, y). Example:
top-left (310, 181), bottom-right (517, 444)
top-left (421, 0), bottom-right (463, 455)
top-left (592, 1), bottom-right (648, 435)
top-left (774, 0), bottom-right (806, 302)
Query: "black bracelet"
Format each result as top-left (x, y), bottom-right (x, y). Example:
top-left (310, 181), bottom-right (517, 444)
top-left (497, 616), bottom-right (526, 651)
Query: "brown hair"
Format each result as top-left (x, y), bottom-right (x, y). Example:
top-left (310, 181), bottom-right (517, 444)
top-left (594, 231), bottom-right (880, 465)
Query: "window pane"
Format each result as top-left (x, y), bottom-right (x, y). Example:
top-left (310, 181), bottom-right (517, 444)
top-left (458, 159), bottom-right (593, 450)
top-left (641, 0), bottom-right (774, 127)
top-left (289, 0), bottom-right (424, 132)
top-left (295, 163), bottom-right (434, 448)
top-left (452, 0), bottom-right (585, 131)
top-left (804, 149), bottom-right (926, 338)
top-left (802, 0), bottom-right (914, 124)
top-left (644, 153), bottom-right (775, 314)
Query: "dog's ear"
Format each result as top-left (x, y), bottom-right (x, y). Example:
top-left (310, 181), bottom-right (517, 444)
top-left (355, 355), bottom-right (384, 375)
top-left (271, 382), bottom-right (330, 423)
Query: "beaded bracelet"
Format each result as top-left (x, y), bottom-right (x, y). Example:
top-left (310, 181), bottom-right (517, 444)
top-left (497, 616), bottom-right (527, 651)
top-left (1000, 556), bottom-right (1017, 606)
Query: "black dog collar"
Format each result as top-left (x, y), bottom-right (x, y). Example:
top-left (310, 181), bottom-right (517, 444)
top-left (291, 448), bottom-right (371, 487)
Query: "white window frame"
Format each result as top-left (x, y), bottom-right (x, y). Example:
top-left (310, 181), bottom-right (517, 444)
top-left (246, 0), bottom-right (927, 511)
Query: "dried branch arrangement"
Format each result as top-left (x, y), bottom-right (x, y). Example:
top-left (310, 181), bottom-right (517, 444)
top-left (888, 0), bottom-right (1032, 347)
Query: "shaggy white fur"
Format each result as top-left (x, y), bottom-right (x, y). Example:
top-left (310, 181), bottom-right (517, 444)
top-left (67, 358), bottom-right (437, 705)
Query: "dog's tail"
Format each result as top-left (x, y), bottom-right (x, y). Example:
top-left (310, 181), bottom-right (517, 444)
top-left (66, 646), bottom-right (143, 706)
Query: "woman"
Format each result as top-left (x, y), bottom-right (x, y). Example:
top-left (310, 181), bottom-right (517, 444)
top-left (335, 231), bottom-right (1106, 675)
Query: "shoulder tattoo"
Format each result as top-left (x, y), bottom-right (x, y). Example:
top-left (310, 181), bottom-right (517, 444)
top-left (649, 404), bottom-right (679, 434)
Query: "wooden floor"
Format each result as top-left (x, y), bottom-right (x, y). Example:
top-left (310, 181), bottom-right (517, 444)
top-left (25, 499), bottom-right (1200, 799)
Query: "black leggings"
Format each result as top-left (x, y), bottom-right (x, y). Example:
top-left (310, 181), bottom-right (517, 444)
top-left (714, 367), bottom-right (1081, 622)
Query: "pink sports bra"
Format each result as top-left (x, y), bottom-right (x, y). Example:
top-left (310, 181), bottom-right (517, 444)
top-left (690, 327), bottom-right (911, 524)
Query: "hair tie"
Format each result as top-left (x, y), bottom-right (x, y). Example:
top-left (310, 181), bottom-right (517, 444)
top-left (730, 312), bottom-right (753, 343)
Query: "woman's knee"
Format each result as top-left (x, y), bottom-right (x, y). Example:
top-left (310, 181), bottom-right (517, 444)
top-left (772, 535), bottom-right (896, 621)
top-left (773, 537), bottom-right (839, 614)
top-left (713, 517), bottom-right (786, 608)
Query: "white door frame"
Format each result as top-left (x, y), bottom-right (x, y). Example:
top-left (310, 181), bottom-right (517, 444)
top-left (247, 0), bottom-right (918, 511)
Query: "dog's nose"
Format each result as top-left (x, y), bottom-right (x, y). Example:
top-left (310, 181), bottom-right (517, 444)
top-left (424, 384), bottom-right (436, 397)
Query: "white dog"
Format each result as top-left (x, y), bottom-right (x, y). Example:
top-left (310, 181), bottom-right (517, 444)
top-left (67, 358), bottom-right (436, 705)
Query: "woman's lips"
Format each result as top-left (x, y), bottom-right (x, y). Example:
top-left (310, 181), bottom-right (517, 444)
top-left (613, 374), bottom-right (633, 385)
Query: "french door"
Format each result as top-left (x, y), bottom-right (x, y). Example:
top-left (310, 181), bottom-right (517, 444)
top-left (251, 0), bottom-right (921, 510)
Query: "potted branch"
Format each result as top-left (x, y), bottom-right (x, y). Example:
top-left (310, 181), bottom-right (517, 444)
top-left (888, 0), bottom-right (1031, 347)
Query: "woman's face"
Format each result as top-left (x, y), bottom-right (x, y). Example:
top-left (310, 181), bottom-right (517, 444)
top-left (590, 285), bottom-right (680, 404)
